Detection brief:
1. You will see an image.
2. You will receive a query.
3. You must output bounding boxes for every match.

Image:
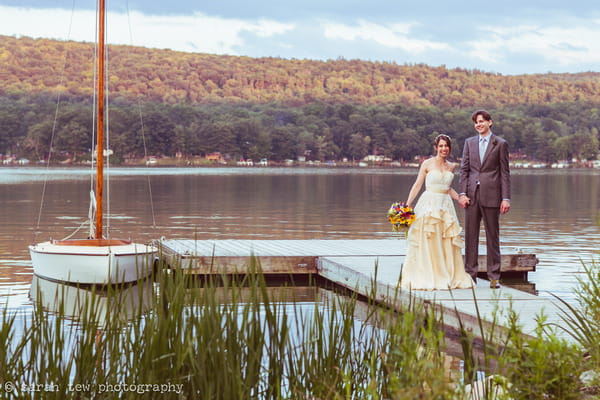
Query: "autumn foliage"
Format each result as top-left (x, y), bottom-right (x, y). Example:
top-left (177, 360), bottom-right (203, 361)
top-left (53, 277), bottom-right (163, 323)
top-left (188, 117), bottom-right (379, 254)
top-left (1, 35), bottom-right (599, 164)
top-left (2, 35), bottom-right (600, 108)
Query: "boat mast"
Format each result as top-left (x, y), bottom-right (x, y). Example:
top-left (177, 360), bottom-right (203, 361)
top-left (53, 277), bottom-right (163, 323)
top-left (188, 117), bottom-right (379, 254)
top-left (95, 0), bottom-right (105, 239)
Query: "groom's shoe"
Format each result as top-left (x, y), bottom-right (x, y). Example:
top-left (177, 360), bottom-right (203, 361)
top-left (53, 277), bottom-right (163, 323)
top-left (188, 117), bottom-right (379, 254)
top-left (490, 279), bottom-right (500, 289)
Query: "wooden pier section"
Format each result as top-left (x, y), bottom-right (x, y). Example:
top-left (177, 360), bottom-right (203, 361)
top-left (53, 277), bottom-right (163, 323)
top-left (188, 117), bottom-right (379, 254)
top-left (158, 239), bottom-right (537, 277)
top-left (157, 239), bottom-right (572, 342)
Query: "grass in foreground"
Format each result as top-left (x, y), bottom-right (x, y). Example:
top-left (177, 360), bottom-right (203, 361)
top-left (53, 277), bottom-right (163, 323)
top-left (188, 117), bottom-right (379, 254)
top-left (1, 256), bottom-right (599, 399)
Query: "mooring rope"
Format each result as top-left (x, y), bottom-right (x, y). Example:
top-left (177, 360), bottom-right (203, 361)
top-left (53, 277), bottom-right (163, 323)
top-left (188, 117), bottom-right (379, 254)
top-left (125, 0), bottom-right (157, 229)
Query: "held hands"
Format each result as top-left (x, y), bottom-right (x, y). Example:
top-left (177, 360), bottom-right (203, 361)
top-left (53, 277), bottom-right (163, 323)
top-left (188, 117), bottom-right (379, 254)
top-left (457, 196), bottom-right (509, 213)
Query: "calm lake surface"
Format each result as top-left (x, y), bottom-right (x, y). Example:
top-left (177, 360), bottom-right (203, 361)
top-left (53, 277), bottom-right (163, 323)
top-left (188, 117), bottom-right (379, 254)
top-left (1, 166), bottom-right (599, 309)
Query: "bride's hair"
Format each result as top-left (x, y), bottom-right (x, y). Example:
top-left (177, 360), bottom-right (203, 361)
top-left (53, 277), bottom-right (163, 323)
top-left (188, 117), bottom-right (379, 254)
top-left (434, 134), bottom-right (452, 151)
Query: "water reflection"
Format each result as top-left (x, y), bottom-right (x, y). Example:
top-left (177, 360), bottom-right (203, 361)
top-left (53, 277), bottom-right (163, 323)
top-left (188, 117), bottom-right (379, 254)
top-left (29, 276), bottom-right (154, 325)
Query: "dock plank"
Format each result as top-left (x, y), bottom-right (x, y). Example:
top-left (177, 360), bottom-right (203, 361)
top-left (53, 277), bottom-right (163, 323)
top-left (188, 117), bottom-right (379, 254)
top-left (156, 239), bottom-right (566, 343)
top-left (319, 256), bottom-right (570, 343)
top-left (158, 239), bottom-right (537, 276)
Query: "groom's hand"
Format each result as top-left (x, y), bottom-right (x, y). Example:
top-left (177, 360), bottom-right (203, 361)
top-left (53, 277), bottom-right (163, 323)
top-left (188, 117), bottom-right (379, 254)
top-left (459, 195), bottom-right (470, 208)
top-left (500, 200), bottom-right (511, 214)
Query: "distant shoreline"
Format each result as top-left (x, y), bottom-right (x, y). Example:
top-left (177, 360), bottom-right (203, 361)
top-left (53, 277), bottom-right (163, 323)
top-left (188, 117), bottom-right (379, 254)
top-left (3, 155), bottom-right (600, 170)
top-left (2, 165), bottom-right (600, 177)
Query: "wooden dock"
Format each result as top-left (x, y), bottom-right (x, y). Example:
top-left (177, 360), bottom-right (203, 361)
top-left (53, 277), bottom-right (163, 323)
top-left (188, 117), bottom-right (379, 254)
top-left (158, 239), bottom-right (537, 277)
top-left (157, 239), bottom-right (571, 343)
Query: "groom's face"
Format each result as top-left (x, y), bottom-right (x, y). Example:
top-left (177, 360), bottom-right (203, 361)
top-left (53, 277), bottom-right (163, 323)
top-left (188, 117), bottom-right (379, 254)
top-left (474, 115), bottom-right (492, 136)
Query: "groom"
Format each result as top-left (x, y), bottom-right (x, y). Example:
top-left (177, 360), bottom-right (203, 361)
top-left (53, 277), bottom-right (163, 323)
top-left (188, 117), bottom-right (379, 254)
top-left (458, 110), bottom-right (511, 289)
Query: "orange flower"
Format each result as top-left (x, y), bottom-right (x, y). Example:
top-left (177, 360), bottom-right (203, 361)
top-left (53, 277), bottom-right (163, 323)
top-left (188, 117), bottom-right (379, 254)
top-left (387, 201), bottom-right (415, 232)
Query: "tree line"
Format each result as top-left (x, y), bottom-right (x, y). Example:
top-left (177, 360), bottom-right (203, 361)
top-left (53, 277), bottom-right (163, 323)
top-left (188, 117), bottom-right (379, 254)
top-left (1, 93), bottom-right (598, 164)
top-left (1, 35), bottom-right (599, 163)
top-left (2, 35), bottom-right (600, 109)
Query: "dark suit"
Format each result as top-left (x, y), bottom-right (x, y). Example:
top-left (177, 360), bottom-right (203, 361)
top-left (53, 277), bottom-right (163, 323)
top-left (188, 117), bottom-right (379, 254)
top-left (459, 133), bottom-right (510, 281)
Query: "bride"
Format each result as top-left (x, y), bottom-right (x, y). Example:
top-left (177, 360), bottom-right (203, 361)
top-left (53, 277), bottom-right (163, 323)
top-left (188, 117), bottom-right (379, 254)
top-left (399, 134), bottom-right (474, 290)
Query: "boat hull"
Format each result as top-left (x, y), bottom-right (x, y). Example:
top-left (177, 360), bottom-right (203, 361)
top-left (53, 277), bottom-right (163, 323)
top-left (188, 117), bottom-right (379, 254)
top-left (29, 240), bottom-right (157, 284)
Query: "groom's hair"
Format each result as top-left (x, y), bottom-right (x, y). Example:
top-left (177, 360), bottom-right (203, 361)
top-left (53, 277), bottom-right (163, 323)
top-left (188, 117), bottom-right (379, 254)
top-left (471, 109), bottom-right (492, 122)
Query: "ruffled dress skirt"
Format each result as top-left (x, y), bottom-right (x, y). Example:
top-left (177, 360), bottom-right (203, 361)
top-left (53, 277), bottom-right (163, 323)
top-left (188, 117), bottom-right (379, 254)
top-left (400, 189), bottom-right (474, 290)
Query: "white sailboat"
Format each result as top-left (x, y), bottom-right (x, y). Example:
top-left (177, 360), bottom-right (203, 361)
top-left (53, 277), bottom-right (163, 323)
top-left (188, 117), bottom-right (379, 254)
top-left (29, 0), bottom-right (157, 284)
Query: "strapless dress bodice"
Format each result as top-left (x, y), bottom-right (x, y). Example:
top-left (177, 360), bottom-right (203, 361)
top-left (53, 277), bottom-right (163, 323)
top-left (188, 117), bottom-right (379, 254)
top-left (425, 169), bottom-right (453, 193)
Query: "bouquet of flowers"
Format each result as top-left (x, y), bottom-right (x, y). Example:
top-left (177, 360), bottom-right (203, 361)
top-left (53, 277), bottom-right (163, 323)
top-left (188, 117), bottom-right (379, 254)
top-left (387, 201), bottom-right (416, 232)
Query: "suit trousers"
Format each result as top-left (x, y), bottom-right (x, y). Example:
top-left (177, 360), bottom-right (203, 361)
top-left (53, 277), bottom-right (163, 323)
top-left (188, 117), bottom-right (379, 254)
top-left (464, 186), bottom-right (501, 281)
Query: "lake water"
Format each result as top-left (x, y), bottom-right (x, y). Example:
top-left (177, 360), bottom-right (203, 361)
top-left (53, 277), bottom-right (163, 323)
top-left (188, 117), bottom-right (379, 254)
top-left (1, 166), bottom-right (599, 309)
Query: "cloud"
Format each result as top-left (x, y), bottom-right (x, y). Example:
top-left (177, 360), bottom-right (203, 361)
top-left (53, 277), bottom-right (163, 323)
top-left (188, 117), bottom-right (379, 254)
top-left (467, 21), bottom-right (600, 67)
top-left (1, 4), bottom-right (600, 74)
top-left (322, 20), bottom-right (450, 53)
top-left (0, 6), bottom-right (294, 55)
top-left (121, 11), bottom-right (294, 54)
top-left (0, 6), bottom-right (96, 43)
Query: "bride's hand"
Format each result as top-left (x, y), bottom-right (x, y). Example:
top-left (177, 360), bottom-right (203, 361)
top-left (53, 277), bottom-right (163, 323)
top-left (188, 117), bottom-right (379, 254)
top-left (458, 195), bottom-right (470, 208)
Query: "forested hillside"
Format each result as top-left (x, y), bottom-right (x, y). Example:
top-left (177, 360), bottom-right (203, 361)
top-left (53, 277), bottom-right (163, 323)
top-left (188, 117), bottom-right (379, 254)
top-left (3, 35), bottom-right (600, 108)
top-left (0, 35), bottom-right (599, 164)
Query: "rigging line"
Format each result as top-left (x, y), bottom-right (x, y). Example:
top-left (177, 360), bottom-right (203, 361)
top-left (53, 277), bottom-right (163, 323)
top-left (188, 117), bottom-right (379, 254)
top-left (92, 0), bottom-right (99, 192)
top-left (61, 218), bottom-right (92, 241)
top-left (90, 0), bottom-right (100, 239)
top-left (105, 42), bottom-right (112, 238)
top-left (126, 0), bottom-right (157, 228)
top-left (34, 0), bottom-right (79, 232)
top-left (99, 0), bottom-right (111, 239)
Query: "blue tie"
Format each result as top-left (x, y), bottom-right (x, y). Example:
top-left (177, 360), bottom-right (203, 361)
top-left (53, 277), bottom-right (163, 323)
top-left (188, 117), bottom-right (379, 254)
top-left (479, 137), bottom-right (487, 162)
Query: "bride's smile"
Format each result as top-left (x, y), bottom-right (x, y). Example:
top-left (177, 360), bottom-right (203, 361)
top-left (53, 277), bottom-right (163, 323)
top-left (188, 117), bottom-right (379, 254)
top-left (436, 141), bottom-right (450, 158)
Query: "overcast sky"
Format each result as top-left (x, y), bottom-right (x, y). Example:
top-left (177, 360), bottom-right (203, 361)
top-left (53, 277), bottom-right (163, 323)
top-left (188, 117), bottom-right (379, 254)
top-left (1, 0), bottom-right (599, 75)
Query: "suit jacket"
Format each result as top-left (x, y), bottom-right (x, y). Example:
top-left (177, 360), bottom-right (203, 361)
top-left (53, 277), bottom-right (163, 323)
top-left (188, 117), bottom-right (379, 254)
top-left (459, 133), bottom-right (511, 207)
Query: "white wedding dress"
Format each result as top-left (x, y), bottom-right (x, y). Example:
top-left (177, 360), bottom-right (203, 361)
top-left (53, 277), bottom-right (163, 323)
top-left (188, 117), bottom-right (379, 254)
top-left (400, 170), bottom-right (474, 290)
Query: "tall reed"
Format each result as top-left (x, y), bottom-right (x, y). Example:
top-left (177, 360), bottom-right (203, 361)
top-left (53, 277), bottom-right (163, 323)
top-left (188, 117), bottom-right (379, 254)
top-left (1, 257), bottom-right (466, 399)
top-left (453, 258), bottom-right (600, 400)
top-left (2, 255), bottom-right (598, 399)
